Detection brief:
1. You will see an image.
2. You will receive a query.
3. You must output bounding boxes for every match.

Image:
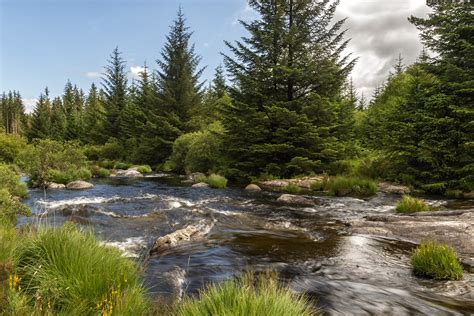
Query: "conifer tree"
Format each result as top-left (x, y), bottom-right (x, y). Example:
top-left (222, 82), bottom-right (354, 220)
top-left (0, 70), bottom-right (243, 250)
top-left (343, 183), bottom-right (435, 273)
top-left (212, 65), bottom-right (227, 98)
top-left (221, 0), bottom-right (355, 179)
top-left (102, 47), bottom-right (128, 140)
top-left (28, 88), bottom-right (52, 140)
top-left (83, 83), bottom-right (106, 144)
top-left (50, 97), bottom-right (66, 140)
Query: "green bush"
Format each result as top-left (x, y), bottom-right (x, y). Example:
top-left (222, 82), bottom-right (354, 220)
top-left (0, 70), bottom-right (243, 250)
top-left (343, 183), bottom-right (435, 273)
top-left (100, 138), bottom-right (125, 161)
top-left (135, 165), bottom-right (152, 174)
top-left (286, 157), bottom-right (321, 176)
top-left (12, 225), bottom-right (150, 314)
top-left (76, 167), bottom-right (92, 180)
top-left (98, 160), bottom-right (115, 169)
top-left (421, 182), bottom-right (447, 195)
top-left (325, 176), bottom-right (377, 197)
top-left (0, 164), bottom-right (27, 198)
top-left (48, 169), bottom-right (75, 185)
top-left (0, 135), bottom-right (27, 164)
top-left (396, 196), bottom-right (430, 213)
top-left (310, 181), bottom-right (324, 191)
top-left (411, 241), bottom-right (463, 280)
top-left (177, 271), bottom-right (315, 316)
top-left (284, 183), bottom-right (301, 194)
top-left (205, 174), bottom-right (228, 189)
top-left (91, 166), bottom-right (110, 178)
top-left (0, 189), bottom-right (30, 225)
top-left (113, 162), bottom-right (132, 170)
top-left (83, 145), bottom-right (102, 161)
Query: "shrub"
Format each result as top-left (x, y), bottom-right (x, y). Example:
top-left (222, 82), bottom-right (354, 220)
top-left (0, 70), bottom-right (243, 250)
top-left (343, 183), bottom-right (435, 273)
top-left (12, 225), bottom-right (150, 314)
top-left (0, 135), bottom-right (27, 164)
top-left (411, 241), bottom-right (463, 280)
top-left (100, 138), bottom-right (125, 161)
top-left (83, 145), bottom-right (102, 161)
top-left (421, 182), bottom-right (447, 195)
top-left (286, 157), bottom-right (321, 176)
top-left (310, 181), bottom-right (324, 191)
top-left (98, 160), bottom-right (115, 169)
top-left (396, 196), bottom-right (430, 213)
top-left (0, 164), bottom-right (27, 198)
top-left (91, 166), bottom-right (110, 178)
top-left (76, 167), bottom-right (92, 180)
top-left (0, 189), bottom-right (31, 225)
top-left (284, 183), bottom-right (301, 194)
top-left (325, 176), bottom-right (377, 197)
top-left (135, 165), bottom-right (152, 174)
top-left (48, 169), bottom-right (75, 185)
top-left (177, 271), bottom-right (315, 316)
top-left (205, 174), bottom-right (228, 189)
top-left (113, 162), bottom-right (131, 170)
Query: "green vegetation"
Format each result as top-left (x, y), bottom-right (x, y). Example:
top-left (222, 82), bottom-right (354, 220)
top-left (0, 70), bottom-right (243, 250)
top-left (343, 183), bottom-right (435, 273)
top-left (411, 241), bottom-right (464, 280)
top-left (396, 196), bottom-right (430, 213)
top-left (91, 166), bottom-right (110, 178)
top-left (113, 161), bottom-right (132, 170)
top-left (177, 271), bottom-right (315, 316)
top-left (325, 176), bottom-right (377, 197)
top-left (203, 174), bottom-right (228, 189)
top-left (284, 183), bottom-right (301, 194)
top-left (135, 165), bottom-right (152, 174)
top-left (11, 225), bottom-right (150, 314)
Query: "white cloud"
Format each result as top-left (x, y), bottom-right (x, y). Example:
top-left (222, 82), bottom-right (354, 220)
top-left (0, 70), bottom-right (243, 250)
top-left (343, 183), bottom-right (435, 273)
top-left (23, 98), bottom-right (37, 113)
top-left (232, 3), bottom-right (258, 26)
top-left (85, 71), bottom-right (101, 78)
top-left (203, 42), bottom-right (210, 48)
top-left (130, 66), bottom-right (145, 78)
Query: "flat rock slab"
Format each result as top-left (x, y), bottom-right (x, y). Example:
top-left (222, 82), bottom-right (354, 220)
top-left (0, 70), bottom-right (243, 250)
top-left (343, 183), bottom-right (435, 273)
top-left (192, 182), bottom-right (210, 188)
top-left (349, 211), bottom-right (474, 267)
top-left (111, 169), bottom-right (142, 177)
top-left (378, 182), bottom-right (410, 195)
top-left (47, 182), bottom-right (66, 190)
top-left (277, 194), bottom-right (315, 206)
top-left (66, 180), bottom-right (94, 190)
top-left (151, 222), bottom-right (213, 254)
top-left (260, 176), bottom-right (325, 192)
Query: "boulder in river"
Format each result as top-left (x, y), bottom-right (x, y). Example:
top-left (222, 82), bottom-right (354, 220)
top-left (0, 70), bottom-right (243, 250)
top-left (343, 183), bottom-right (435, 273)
top-left (47, 182), bottom-right (66, 190)
top-left (188, 172), bottom-right (206, 182)
top-left (259, 176), bottom-right (325, 192)
top-left (151, 222), bottom-right (213, 254)
top-left (378, 182), bottom-right (410, 195)
top-left (66, 180), bottom-right (94, 190)
top-left (277, 194), bottom-right (314, 206)
top-left (112, 169), bottom-right (142, 177)
top-left (192, 182), bottom-right (210, 188)
top-left (245, 184), bottom-right (262, 192)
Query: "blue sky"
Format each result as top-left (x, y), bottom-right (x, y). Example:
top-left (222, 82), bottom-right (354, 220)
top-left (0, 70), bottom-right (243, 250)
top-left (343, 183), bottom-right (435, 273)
top-left (0, 0), bottom-right (429, 111)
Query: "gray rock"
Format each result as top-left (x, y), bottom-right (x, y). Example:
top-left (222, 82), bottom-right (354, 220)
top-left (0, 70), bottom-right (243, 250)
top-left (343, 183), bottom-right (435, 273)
top-left (277, 194), bottom-right (314, 206)
top-left (188, 172), bottom-right (206, 182)
top-left (378, 182), bottom-right (410, 195)
top-left (47, 182), bottom-right (66, 190)
top-left (192, 182), bottom-right (210, 188)
top-left (151, 221), bottom-right (213, 254)
top-left (66, 180), bottom-right (94, 190)
top-left (245, 184), bottom-right (262, 191)
top-left (113, 169), bottom-right (142, 177)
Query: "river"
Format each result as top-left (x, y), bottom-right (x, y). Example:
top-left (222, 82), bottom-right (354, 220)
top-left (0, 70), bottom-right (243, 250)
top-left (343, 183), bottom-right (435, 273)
top-left (20, 175), bottom-right (474, 315)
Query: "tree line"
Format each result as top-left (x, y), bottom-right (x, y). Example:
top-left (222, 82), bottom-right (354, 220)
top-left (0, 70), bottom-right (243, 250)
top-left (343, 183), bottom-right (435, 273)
top-left (1, 1), bottom-right (472, 193)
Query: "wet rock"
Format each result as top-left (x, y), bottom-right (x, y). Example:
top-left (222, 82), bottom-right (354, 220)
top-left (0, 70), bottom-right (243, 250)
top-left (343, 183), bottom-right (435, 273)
top-left (378, 182), bottom-right (410, 195)
top-left (112, 169), bottom-right (142, 177)
top-left (245, 184), bottom-right (262, 192)
top-left (192, 182), bottom-right (210, 188)
top-left (66, 180), bottom-right (94, 190)
top-left (259, 176), bottom-right (324, 192)
top-left (277, 194), bottom-right (314, 206)
top-left (188, 172), bottom-right (206, 182)
top-left (46, 182), bottom-right (66, 190)
top-left (151, 221), bottom-right (213, 254)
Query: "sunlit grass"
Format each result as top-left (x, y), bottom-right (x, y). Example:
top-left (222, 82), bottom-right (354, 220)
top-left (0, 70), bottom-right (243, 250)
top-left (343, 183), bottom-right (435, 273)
top-left (396, 195), bottom-right (430, 213)
top-left (411, 241), bottom-right (463, 280)
top-left (325, 176), bottom-right (377, 197)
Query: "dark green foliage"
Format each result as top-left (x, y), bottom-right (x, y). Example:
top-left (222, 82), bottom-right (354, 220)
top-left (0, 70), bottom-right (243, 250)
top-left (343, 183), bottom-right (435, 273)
top-left (0, 135), bottom-right (27, 163)
top-left (411, 241), bottom-right (464, 280)
top-left (113, 162), bottom-right (131, 170)
top-left (396, 195), bottom-right (430, 213)
top-left (27, 88), bottom-right (52, 140)
top-left (91, 166), bottom-right (110, 178)
top-left (83, 83), bottom-right (106, 144)
top-left (0, 164), bottom-right (30, 224)
top-left (221, 0), bottom-right (355, 181)
top-left (0, 90), bottom-right (26, 135)
top-left (100, 138), bottom-right (125, 161)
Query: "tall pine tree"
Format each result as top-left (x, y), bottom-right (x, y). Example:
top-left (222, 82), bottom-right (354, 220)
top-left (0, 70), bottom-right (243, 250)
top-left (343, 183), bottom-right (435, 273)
top-left (28, 88), bottom-right (52, 140)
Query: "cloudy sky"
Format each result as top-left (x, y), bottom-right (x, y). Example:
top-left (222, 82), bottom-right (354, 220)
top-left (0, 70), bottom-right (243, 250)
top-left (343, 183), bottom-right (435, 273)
top-left (0, 0), bottom-right (430, 112)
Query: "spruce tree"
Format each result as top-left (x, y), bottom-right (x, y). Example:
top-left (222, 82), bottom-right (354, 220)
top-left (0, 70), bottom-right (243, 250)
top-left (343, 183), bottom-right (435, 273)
top-left (212, 65), bottom-right (227, 98)
top-left (221, 0), bottom-right (355, 179)
top-left (156, 7), bottom-right (204, 134)
top-left (28, 88), bottom-right (52, 140)
top-left (50, 97), bottom-right (67, 140)
top-left (102, 47), bottom-right (128, 140)
top-left (83, 83), bottom-right (107, 144)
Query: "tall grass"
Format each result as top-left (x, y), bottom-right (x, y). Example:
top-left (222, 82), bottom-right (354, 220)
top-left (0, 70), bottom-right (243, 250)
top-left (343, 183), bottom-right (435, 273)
top-left (396, 195), bottom-right (430, 213)
top-left (325, 176), bottom-right (377, 197)
top-left (177, 271), bottom-right (316, 316)
top-left (411, 241), bottom-right (463, 280)
top-left (284, 183), bottom-right (301, 194)
top-left (12, 225), bottom-right (150, 314)
top-left (204, 174), bottom-right (228, 189)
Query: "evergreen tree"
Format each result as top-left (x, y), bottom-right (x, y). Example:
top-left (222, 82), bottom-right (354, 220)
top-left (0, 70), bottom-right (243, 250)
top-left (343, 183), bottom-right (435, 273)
top-left (50, 97), bottom-right (67, 140)
top-left (156, 7), bottom-right (204, 134)
top-left (83, 83), bottom-right (106, 144)
top-left (0, 91), bottom-right (25, 135)
top-left (28, 88), bottom-right (52, 140)
top-left (102, 47), bottom-right (128, 140)
top-left (212, 65), bottom-right (227, 98)
top-left (221, 0), bottom-right (355, 179)
top-left (394, 53), bottom-right (404, 74)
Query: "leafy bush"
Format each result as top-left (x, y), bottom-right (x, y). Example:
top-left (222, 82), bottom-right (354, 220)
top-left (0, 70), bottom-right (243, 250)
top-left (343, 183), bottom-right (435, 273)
top-left (325, 176), bottom-right (377, 197)
top-left (98, 160), bottom-right (115, 169)
top-left (310, 181), bottom-right (324, 191)
top-left (0, 189), bottom-right (30, 225)
top-left (327, 160), bottom-right (353, 176)
top-left (421, 182), bottom-right (447, 195)
top-left (134, 165), bottom-right (152, 174)
top-left (0, 135), bottom-right (27, 164)
top-left (411, 241), bottom-right (463, 280)
top-left (205, 174), bottom-right (228, 189)
top-left (177, 271), bottom-right (315, 316)
top-left (12, 225), bottom-right (150, 314)
top-left (0, 164), bottom-right (27, 198)
top-left (284, 183), bottom-right (301, 194)
top-left (286, 157), bottom-right (321, 176)
top-left (83, 145), bottom-right (102, 161)
top-left (113, 162), bottom-right (132, 170)
top-left (396, 196), bottom-right (430, 213)
top-left (91, 166), bottom-right (110, 178)
top-left (76, 167), bottom-right (92, 180)
top-left (48, 169), bottom-right (74, 185)
top-left (100, 138), bottom-right (125, 160)
top-left (15, 139), bottom-right (87, 188)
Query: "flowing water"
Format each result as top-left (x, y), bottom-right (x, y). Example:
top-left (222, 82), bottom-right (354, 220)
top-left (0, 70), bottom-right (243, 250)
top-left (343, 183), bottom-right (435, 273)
top-left (21, 176), bottom-right (474, 315)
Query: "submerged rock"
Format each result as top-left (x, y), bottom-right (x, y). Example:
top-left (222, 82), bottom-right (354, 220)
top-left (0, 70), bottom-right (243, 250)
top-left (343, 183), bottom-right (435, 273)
top-left (192, 182), bottom-right (210, 188)
top-left (245, 184), bottom-right (262, 192)
top-left (66, 180), bottom-right (94, 190)
top-left (277, 194), bottom-right (314, 206)
top-left (47, 182), bottom-right (66, 190)
top-left (111, 169), bottom-right (142, 177)
top-left (151, 221), bottom-right (213, 254)
top-left (378, 182), bottom-right (410, 195)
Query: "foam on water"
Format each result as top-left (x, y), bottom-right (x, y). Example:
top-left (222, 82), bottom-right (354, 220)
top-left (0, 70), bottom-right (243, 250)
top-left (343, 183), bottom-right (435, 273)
top-left (36, 193), bottom-right (159, 209)
top-left (104, 237), bottom-right (147, 258)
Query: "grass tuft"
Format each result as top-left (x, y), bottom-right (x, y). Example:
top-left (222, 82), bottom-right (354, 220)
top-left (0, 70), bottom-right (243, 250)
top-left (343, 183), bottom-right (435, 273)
top-left (325, 176), bottom-right (377, 197)
top-left (204, 174), bottom-right (228, 189)
top-left (177, 271), bottom-right (316, 316)
top-left (396, 195), bottom-right (430, 213)
top-left (135, 165), bottom-right (152, 174)
top-left (284, 183), bottom-right (301, 194)
top-left (411, 241), bottom-right (464, 280)
top-left (12, 225), bottom-right (150, 314)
